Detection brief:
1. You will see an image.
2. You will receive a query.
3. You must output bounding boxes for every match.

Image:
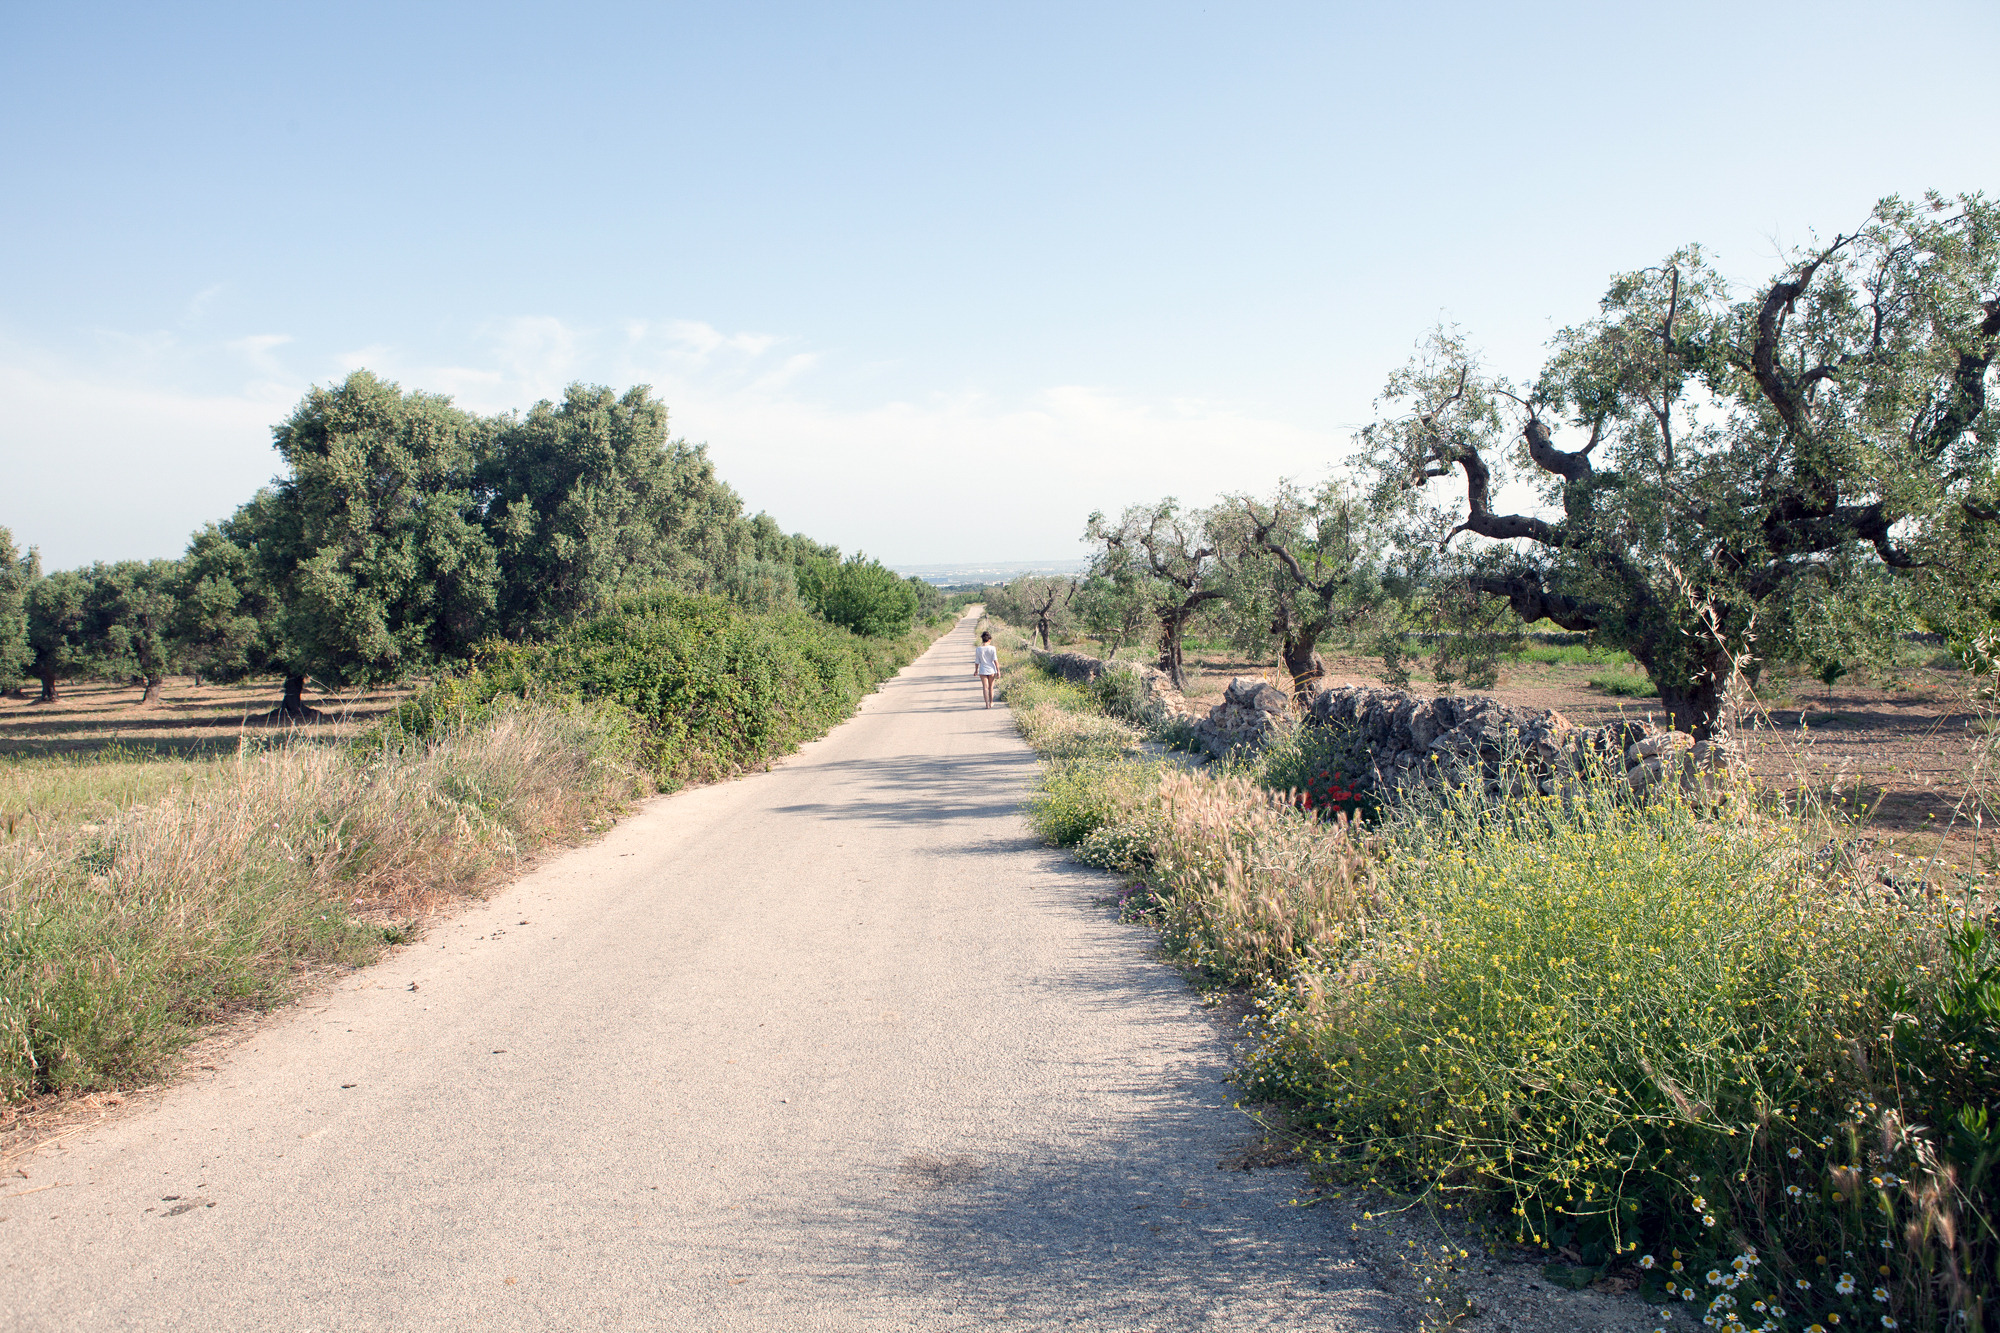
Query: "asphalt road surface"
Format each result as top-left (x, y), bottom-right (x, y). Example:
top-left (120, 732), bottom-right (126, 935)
top-left (4, 613), bottom-right (1394, 1332)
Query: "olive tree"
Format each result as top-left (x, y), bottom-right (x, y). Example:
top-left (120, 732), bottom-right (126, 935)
top-left (1367, 193), bottom-right (2000, 738)
top-left (1072, 566), bottom-right (1153, 659)
top-left (251, 370), bottom-right (498, 717)
top-left (0, 527), bottom-right (29, 694)
top-left (480, 383), bottom-right (753, 637)
top-left (988, 574), bottom-right (1075, 649)
top-left (80, 559), bottom-right (181, 704)
top-left (1084, 499), bottom-right (1223, 690)
top-left (170, 524), bottom-right (268, 685)
top-left (1212, 480), bottom-right (1387, 699)
top-left (25, 568), bottom-right (87, 703)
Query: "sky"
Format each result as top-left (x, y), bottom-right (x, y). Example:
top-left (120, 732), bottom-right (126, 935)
top-left (3, 0), bottom-right (1996, 570)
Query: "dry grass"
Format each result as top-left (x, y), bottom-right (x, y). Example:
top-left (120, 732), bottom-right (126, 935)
top-left (1141, 770), bottom-right (1376, 986)
top-left (0, 699), bottom-right (645, 1100)
top-left (2, 750), bottom-right (223, 839)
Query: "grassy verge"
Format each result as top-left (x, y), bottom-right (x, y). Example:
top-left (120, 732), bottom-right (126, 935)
top-left (997, 645), bottom-right (1995, 1331)
top-left (1, 700), bottom-right (643, 1100)
top-left (1511, 642), bottom-right (1635, 668)
top-left (3, 747), bottom-right (226, 839)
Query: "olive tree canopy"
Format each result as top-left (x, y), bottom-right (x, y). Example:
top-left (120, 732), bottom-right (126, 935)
top-left (80, 559), bottom-right (180, 704)
top-left (1084, 499), bottom-right (1223, 690)
top-left (480, 384), bottom-right (754, 638)
top-left (1211, 480), bottom-right (1387, 699)
top-left (1367, 193), bottom-right (2000, 737)
top-left (25, 568), bottom-right (87, 703)
top-left (252, 370), bottom-right (498, 714)
top-left (987, 574), bottom-right (1075, 649)
top-left (0, 528), bottom-right (29, 694)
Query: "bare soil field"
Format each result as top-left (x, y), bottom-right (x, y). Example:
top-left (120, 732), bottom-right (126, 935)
top-left (0, 677), bottom-right (415, 760)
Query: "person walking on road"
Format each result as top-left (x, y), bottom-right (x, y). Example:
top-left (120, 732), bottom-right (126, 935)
top-left (974, 630), bottom-right (999, 708)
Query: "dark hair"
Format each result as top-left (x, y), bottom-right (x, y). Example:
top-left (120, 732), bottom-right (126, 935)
top-left (980, 631), bottom-right (991, 642)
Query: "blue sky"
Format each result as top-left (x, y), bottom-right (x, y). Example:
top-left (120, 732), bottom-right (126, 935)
top-left (3, 0), bottom-right (1995, 569)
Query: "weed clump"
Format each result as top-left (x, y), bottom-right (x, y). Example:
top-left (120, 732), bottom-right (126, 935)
top-left (1145, 770), bottom-right (1375, 987)
top-left (1027, 759), bottom-right (1148, 847)
top-left (1257, 722), bottom-right (1379, 819)
top-left (1588, 667), bottom-right (1660, 698)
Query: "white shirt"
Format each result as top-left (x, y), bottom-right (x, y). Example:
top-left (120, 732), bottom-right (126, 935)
top-left (974, 644), bottom-right (999, 674)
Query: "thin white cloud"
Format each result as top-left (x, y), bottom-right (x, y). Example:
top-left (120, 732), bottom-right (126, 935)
top-left (664, 319), bottom-right (779, 360)
top-left (658, 379), bottom-right (1345, 563)
top-left (0, 346), bottom-right (293, 566)
top-left (749, 351), bottom-right (821, 392)
top-left (225, 333), bottom-right (294, 379)
top-left (335, 342), bottom-right (396, 376)
top-left (487, 315), bottom-right (582, 385)
top-left (181, 283), bottom-right (225, 326)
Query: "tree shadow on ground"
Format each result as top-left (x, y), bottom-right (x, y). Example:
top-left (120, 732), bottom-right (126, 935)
top-left (771, 750), bottom-right (1044, 833)
top-left (746, 885), bottom-right (1395, 1331)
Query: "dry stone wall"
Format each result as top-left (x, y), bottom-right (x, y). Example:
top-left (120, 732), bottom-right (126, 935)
top-left (1028, 648), bottom-right (1188, 724)
top-left (1191, 677), bottom-right (1292, 759)
top-left (1023, 646), bottom-right (1711, 795)
top-left (1304, 686), bottom-right (1676, 796)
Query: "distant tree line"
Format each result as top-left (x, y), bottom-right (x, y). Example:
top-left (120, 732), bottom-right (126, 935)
top-left (0, 371), bottom-right (943, 713)
top-left (1000, 193), bottom-right (2000, 739)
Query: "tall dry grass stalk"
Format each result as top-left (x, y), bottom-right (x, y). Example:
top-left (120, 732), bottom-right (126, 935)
top-left (0, 700), bottom-right (644, 1100)
top-left (1146, 769), bottom-right (1376, 985)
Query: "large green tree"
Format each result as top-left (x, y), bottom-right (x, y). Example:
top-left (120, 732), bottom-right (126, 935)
top-left (80, 559), bottom-right (181, 704)
top-left (170, 523), bottom-right (268, 685)
top-left (717, 512), bottom-right (843, 613)
top-left (25, 568), bottom-right (88, 703)
top-left (797, 553), bottom-right (920, 638)
top-left (1367, 193), bottom-right (2000, 738)
top-left (252, 370), bottom-right (498, 716)
top-left (481, 383), bottom-right (754, 637)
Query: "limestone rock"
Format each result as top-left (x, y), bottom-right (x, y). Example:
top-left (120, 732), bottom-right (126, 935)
top-left (1191, 677), bottom-right (1294, 759)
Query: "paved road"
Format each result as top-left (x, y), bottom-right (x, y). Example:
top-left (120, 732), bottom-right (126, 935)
top-left (3, 614), bottom-right (1393, 1332)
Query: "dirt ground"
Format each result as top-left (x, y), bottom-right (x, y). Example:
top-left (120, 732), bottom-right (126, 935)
top-left (1168, 644), bottom-right (1998, 891)
top-left (0, 677), bottom-right (416, 759)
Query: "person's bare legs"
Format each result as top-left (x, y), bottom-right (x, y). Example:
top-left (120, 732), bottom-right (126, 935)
top-left (981, 673), bottom-right (996, 708)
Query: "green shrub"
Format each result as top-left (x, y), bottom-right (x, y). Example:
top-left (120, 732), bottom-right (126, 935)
top-left (1073, 815), bottom-right (1162, 874)
top-left (1588, 667), bottom-right (1659, 697)
top-left (1087, 668), bottom-right (1152, 725)
top-left (1237, 779), bottom-right (1965, 1323)
top-left (1026, 758), bottom-right (1146, 847)
top-left (402, 589), bottom-right (934, 789)
top-left (1257, 722), bottom-right (1378, 820)
top-left (797, 554), bottom-right (920, 637)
